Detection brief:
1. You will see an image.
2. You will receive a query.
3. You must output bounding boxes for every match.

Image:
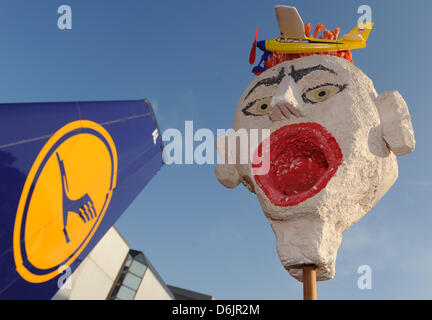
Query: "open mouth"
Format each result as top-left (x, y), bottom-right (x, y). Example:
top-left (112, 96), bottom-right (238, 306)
top-left (253, 123), bottom-right (343, 206)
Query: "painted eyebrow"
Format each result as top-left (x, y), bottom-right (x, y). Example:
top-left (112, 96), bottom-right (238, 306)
top-left (288, 64), bottom-right (337, 83)
top-left (244, 67), bottom-right (285, 100)
top-left (243, 64), bottom-right (336, 100)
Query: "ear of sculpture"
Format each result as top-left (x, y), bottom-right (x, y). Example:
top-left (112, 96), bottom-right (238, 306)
top-left (214, 134), bottom-right (241, 189)
top-left (375, 91), bottom-right (416, 156)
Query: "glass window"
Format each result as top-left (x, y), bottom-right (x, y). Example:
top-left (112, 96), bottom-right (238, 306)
top-left (117, 271), bottom-right (126, 284)
top-left (108, 251), bottom-right (149, 300)
top-left (116, 285), bottom-right (135, 300)
top-left (109, 284), bottom-right (120, 299)
top-left (129, 260), bottom-right (147, 277)
top-left (122, 273), bottom-right (141, 290)
top-left (124, 254), bottom-right (132, 267)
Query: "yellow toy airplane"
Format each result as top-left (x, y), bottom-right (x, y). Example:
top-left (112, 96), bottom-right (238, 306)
top-left (250, 6), bottom-right (374, 74)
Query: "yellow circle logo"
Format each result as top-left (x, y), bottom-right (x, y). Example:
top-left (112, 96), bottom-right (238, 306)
top-left (13, 120), bottom-right (118, 283)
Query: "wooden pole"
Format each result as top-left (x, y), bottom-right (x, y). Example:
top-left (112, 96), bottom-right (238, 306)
top-left (303, 265), bottom-right (317, 300)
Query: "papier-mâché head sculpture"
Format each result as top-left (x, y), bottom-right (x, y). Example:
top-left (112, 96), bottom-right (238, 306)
top-left (214, 7), bottom-right (415, 282)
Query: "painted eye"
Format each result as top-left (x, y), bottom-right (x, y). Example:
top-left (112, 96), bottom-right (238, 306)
top-left (243, 98), bottom-right (272, 116)
top-left (303, 84), bottom-right (345, 104)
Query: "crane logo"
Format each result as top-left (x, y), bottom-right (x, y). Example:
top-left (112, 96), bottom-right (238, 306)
top-left (13, 120), bottom-right (118, 283)
top-left (56, 152), bottom-right (98, 243)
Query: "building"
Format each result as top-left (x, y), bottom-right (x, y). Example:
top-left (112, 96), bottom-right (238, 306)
top-left (168, 285), bottom-right (214, 300)
top-left (53, 227), bottom-right (213, 300)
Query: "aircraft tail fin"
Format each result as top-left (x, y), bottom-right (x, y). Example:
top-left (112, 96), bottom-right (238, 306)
top-left (341, 22), bottom-right (374, 42)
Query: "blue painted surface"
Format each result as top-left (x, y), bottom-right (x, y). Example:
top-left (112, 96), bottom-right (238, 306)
top-left (0, 99), bottom-right (163, 299)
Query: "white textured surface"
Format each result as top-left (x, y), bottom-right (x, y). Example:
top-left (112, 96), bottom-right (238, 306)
top-left (376, 91), bottom-right (416, 156)
top-left (215, 55), bottom-right (415, 281)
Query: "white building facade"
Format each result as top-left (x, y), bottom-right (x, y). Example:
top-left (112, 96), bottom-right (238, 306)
top-left (53, 227), bottom-right (211, 300)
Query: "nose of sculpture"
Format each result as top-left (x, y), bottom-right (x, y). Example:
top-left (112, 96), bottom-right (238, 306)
top-left (269, 76), bottom-right (304, 121)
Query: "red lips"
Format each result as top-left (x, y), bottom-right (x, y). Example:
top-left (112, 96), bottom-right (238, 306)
top-left (253, 123), bottom-right (343, 206)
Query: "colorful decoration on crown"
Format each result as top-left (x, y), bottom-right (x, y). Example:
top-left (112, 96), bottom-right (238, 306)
top-left (249, 6), bottom-right (374, 75)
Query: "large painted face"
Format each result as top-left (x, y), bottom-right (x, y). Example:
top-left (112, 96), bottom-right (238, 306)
top-left (215, 54), bottom-right (415, 281)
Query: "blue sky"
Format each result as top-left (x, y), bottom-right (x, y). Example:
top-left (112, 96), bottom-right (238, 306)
top-left (1, 0), bottom-right (431, 299)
